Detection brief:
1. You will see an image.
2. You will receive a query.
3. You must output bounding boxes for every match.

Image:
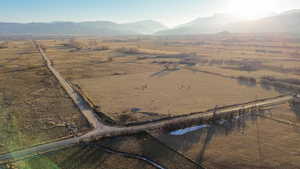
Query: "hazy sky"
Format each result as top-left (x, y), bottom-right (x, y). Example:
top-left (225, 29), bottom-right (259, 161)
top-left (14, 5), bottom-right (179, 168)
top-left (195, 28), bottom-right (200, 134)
top-left (1, 0), bottom-right (300, 27)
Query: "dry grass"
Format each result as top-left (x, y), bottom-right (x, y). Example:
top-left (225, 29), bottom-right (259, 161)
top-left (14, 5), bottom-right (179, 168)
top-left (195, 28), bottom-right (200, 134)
top-left (74, 69), bottom-right (278, 122)
top-left (38, 35), bottom-right (300, 124)
top-left (0, 41), bottom-right (90, 154)
top-left (2, 34), bottom-right (300, 169)
top-left (153, 116), bottom-right (300, 169)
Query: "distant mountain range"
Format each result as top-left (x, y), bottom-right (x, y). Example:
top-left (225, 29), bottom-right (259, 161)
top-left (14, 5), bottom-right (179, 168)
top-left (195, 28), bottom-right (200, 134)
top-left (1, 9), bottom-right (300, 36)
top-left (225, 10), bottom-right (300, 34)
top-left (156, 14), bottom-right (242, 35)
top-left (157, 9), bottom-right (300, 35)
top-left (0, 20), bottom-right (167, 36)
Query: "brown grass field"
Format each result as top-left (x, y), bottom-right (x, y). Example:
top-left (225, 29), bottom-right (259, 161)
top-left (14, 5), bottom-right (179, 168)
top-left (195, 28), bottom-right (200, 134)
top-left (37, 34), bottom-right (300, 168)
top-left (40, 34), bottom-right (300, 123)
top-left (1, 33), bottom-right (300, 169)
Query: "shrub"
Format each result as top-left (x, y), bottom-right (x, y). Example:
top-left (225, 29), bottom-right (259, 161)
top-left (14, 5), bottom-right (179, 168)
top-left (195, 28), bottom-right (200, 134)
top-left (94, 46), bottom-right (110, 51)
top-left (67, 38), bottom-right (87, 50)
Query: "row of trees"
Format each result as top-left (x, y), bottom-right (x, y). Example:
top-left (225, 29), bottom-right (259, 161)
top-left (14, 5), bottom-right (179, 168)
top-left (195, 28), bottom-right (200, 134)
top-left (66, 39), bottom-right (109, 51)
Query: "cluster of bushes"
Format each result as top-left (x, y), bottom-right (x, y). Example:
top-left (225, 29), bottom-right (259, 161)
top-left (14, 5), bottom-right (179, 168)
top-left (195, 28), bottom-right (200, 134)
top-left (205, 59), bottom-right (263, 72)
top-left (63, 39), bottom-right (87, 50)
top-left (0, 41), bottom-right (9, 49)
top-left (152, 61), bottom-right (176, 65)
top-left (237, 76), bottom-right (257, 83)
top-left (163, 64), bottom-right (180, 71)
top-left (116, 47), bottom-right (142, 54)
top-left (198, 58), bottom-right (300, 75)
top-left (237, 64), bottom-right (262, 72)
top-left (156, 52), bottom-right (197, 59)
top-left (237, 76), bottom-right (257, 87)
top-left (261, 76), bottom-right (300, 93)
top-left (63, 39), bottom-right (110, 51)
top-left (264, 65), bottom-right (300, 75)
top-left (206, 58), bottom-right (262, 67)
top-left (94, 46), bottom-right (110, 51)
top-left (262, 76), bottom-right (300, 86)
top-left (88, 40), bottom-right (109, 51)
top-left (225, 59), bottom-right (262, 67)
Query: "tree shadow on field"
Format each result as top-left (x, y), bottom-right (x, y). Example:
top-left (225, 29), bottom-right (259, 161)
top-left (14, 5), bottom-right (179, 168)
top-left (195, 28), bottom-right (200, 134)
top-left (155, 110), bottom-right (261, 166)
top-left (22, 138), bottom-right (122, 169)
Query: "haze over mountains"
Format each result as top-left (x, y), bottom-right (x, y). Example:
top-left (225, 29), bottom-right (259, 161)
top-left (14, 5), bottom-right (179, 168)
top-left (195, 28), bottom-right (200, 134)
top-left (158, 9), bottom-right (300, 35)
top-left (1, 9), bottom-right (300, 36)
top-left (0, 20), bottom-right (167, 36)
top-left (156, 13), bottom-right (242, 35)
top-left (225, 9), bottom-right (300, 34)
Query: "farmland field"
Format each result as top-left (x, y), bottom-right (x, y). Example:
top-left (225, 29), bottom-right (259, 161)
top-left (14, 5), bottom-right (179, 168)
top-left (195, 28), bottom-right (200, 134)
top-left (1, 33), bottom-right (300, 169)
top-left (41, 34), bottom-right (300, 123)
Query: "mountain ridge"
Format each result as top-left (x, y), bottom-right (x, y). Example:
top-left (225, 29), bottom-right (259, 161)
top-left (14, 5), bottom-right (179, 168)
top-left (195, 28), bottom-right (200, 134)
top-left (1, 9), bottom-right (300, 36)
top-left (156, 9), bottom-right (300, 35)
top-left (0, 20), bottom-right (167, 36)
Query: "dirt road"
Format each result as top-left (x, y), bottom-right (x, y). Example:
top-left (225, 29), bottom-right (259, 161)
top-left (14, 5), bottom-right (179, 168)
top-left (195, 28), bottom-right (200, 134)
top-left (35, 41), bottom-right (107, 129)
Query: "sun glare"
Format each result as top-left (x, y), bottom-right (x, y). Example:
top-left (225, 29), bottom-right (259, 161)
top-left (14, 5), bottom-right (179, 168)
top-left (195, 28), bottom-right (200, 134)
top-left (227, 0), bottom-right (279, 20)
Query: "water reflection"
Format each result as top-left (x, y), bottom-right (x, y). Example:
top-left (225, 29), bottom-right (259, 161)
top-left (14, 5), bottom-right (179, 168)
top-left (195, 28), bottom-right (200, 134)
top-left (170, 125), bottom-right (210, 136)
top-left (156, 110), bottom-right (262, 165)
